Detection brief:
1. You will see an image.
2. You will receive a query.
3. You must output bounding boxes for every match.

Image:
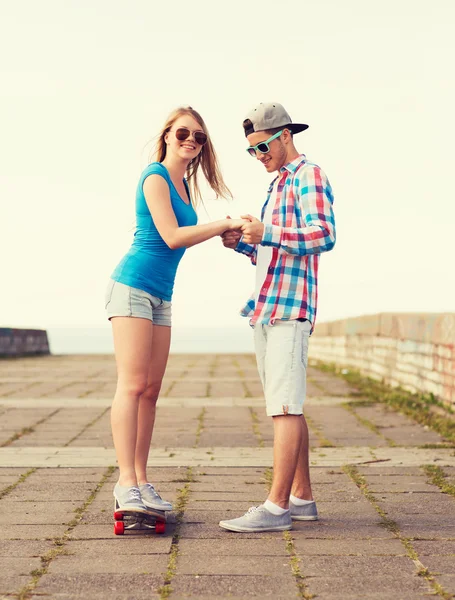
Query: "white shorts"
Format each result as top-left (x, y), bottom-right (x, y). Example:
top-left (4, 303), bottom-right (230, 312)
top-left (254, 319), bottom-right (311, 417)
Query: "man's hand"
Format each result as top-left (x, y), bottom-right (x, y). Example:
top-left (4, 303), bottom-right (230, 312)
top-left (240, 214), bottom-right (264, 245)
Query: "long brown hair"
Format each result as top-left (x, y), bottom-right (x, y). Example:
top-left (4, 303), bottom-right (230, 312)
top-left (153, 106), bottom-right (232, 204)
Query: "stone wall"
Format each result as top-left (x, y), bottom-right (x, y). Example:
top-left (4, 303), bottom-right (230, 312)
top-left (0, 328), bottom-right (50, 357)
top-left (310, 313), bottom-right (455, 408)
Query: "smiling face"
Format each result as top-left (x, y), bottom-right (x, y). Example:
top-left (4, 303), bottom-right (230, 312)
top-left (246, 128), bottom-right (293, 173)
top-left (165, 115), bottom-right (206, 163)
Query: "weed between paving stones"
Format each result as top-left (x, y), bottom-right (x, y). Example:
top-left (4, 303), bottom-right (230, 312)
top-left (1, 409), bottom-right (60, 447)
top-left (315, 361), bottom-right (455, 445)
top-left (422, 464), bottom-right (455, 499)
top-left (343, 464), bottom-right (453, 599)
top-left (263, 466), bottom-right (313, 599)
top-left (193, 407), bottom-right (206, 448)
top-left (0, 468), bottom-right (37, 501)
top-left (158, 466), bottom-right (194, 600)
top-left (249, 407), bottom-right (264, 448)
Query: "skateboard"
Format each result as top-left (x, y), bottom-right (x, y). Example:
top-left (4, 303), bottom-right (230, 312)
top-left (113, 501), bottom-right (166, 535)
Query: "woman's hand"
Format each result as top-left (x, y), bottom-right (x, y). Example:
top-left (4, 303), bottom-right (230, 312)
top-left (222, 230), bottom-right (242, 248)
top-left (220, 216), bottom-right (247, 249)
top-left (225, 218), bottom-right (249, 231)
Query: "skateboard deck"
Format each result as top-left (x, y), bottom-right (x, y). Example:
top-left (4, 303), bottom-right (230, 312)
top-left (113, 500), bottom-right (166, 535)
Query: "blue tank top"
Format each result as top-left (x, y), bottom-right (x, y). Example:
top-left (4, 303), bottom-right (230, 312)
top-left (111, 162), bottom-right (198, 301)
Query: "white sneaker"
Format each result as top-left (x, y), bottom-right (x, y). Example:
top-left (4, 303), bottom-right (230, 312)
top-left (113, 483), bottom-right (147, 513)
top-left (139, 483), bottom-right (173, 511)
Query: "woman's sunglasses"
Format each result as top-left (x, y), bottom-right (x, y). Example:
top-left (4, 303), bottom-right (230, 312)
top-left (246, 130), bottom-right (283, 157)
top-left (173, 127), bottom-right (208, 146)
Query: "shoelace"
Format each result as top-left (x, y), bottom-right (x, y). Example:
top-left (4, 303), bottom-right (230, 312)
top-left (245, 506), bottom-right (263, 517)
top-left (145, 484), bottom-right (162, 500)
top-left (127, 487), bottom-right (142, 502)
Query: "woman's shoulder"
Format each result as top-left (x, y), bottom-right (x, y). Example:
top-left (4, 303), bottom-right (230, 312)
top-left (141, 161), bottom-right (170, 180)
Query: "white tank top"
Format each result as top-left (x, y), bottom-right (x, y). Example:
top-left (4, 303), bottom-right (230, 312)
top-left (254, 179), bottom-right (278, 305)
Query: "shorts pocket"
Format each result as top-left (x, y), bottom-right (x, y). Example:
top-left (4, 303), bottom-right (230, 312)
top-left (149, 294), bottom-right (164, 309)
top-left (104, 279), bottom-right (115, 309)
top-left (301, 332), bottom-right (309, 367)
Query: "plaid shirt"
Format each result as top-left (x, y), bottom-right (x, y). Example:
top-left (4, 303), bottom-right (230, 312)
top-left (235, 154), bottom-right (336, 331)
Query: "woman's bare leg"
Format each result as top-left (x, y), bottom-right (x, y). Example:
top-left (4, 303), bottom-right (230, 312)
top-left (110, 317), bottom-right (153, 487)
top-left (135, 325), bottom-right (171, 484)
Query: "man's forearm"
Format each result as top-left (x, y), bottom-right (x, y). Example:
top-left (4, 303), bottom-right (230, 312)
top-left (262, 223), bottom-right (336, 256)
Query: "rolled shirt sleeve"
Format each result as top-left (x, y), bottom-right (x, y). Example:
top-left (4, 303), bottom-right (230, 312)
top-left (235, 239), bottom-right (257, 266)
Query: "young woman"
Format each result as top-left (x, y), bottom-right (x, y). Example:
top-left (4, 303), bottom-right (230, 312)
top-left (105, 106), bottom-right (244, 514)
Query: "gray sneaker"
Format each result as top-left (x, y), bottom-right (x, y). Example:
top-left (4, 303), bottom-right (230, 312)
top-left (290, 500), bottom-right (319, 521)
top-left (219, 505), bottom-right (292, 533)
top-left (113, 483), bottom-right (147, 513)
top-left (139, 483), bottom-right (173, 512)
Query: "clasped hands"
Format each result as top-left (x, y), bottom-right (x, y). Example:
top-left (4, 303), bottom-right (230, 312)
top-left (221, 215), bottom-right (264, 248)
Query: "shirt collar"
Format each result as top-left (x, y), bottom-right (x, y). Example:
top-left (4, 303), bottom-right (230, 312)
top-left (266, 154), bottom-right (307, 194)
top-left (280, 153), bottom-right (307, 175)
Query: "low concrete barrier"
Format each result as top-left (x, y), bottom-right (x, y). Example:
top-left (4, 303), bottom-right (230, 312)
top-left (0, 328), bottom-right (50, 357)
top-left (311, 313), bottom-right (455, 408)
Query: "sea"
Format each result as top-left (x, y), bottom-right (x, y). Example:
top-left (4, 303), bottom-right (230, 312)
top-left (47, 326), bottom-right (255, 355)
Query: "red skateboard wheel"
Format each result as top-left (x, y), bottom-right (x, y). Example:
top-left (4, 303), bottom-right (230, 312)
top-left (113, 512), bottom-right (124, 521)
top-left (156, 521), bottom-right (166, 534)
top-left (114, 520), bottom-right (125, 535)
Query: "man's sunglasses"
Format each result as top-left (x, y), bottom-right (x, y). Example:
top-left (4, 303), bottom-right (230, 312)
top-left (246, 130), bottom-right (283, 157)
top-left (173, 127), bottom-right (208, 146)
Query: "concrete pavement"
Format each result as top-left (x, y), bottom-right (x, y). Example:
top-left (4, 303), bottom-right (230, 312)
top-left (0, 354), bottom-right (454, 599)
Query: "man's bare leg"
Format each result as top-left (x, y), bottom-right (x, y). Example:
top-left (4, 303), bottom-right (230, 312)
top-left (290, 415), bottom-right (314, 500)
top-left (267, 415), bottom-right (303, 509)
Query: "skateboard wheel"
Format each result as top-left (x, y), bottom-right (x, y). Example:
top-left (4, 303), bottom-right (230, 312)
top-left (156, 521), bottom-right (166, 534)
top-left (114, 512), bottom-right (124, 521)
top-left (114, 520), bottom-right (125, 535)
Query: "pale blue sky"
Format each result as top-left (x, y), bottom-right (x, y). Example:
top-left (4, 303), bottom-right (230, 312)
top-left (1, 0), bottom-right (454, 335)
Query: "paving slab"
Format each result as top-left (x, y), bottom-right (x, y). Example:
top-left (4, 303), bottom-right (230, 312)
top-left (0, 575), bottom-right (31, 596)
top-left (300, 592), bottom-right (431, 600)
top-left (305, 575), bottom-right (431, 597)
top-left (416, 555), bottom-right (455, 575)
top-left (0, 539), bottom-right (55, 557)
top-left (47, 554), bottom-right (169, 575)
top-left (176, 555), bottom-right (292, 576)
top-left (170, 575), bottom-right (298, 598)
top-left (412, 540), bottom-right (455, 555)
top-left (0, 556), bottom-right (42, 575)
top-left (64, 538), bottom-right (172, 555)
top-left (299, 555), bottom-right (417, 577)
top-left (33, 574), bottom-right (163, 598)
top-left (290, 520), bottom-right (394, 540)
top-left (177, 538), bottom-right (287, 556)
top-left (429, 575), bottom-right (455, 594)
top-left (0, 524), bottom-right (68, 540)
top-left (292, 538), bottom-right (406, 555)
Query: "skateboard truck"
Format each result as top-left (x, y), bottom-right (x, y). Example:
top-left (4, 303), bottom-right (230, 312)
top-left (113, 500), bottom-right (167, 535)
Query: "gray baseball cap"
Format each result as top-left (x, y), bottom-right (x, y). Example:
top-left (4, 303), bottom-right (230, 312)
top-left (243, 102), bottom-right (309, 137)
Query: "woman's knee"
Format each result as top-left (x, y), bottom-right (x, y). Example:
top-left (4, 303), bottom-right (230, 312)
top-left (141, 381), bottom-right (162, 402)
top-left (116, 378), bottom-right (149, 400)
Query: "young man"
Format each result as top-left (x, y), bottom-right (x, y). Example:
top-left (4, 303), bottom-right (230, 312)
top-left (219, 102), bottom-right (336, 532)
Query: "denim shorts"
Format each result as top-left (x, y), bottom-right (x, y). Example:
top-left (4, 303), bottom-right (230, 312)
top-left (254, 319), bottom-right (311, 417)
top-left (105, 279), bottom-right (172, 326)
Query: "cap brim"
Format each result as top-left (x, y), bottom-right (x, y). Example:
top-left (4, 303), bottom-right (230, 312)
top-left (289, 123), bottom-right (309, 134)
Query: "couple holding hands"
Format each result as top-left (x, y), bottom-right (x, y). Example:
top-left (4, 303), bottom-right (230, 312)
top-left (105, 102), bottom-right (336, 532)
